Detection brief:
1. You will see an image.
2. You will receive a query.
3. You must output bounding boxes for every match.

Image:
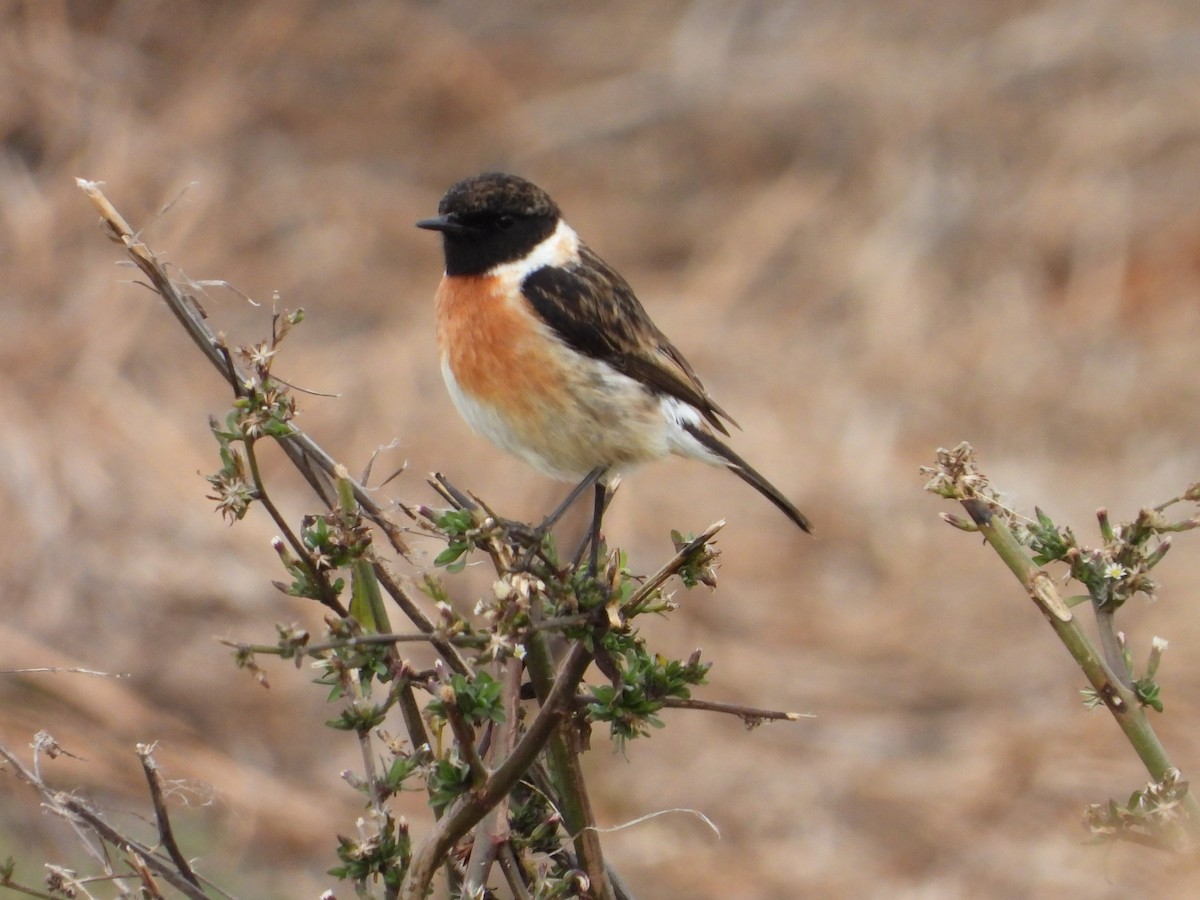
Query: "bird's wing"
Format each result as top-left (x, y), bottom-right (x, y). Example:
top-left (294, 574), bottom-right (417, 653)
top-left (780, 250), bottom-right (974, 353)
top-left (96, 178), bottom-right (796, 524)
top-left (521, 243), bottom-right (736, 435)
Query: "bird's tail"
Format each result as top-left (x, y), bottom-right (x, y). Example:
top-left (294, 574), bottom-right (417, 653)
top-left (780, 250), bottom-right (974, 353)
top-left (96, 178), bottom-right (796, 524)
top-left (683, 424), bottom-right (813, 533)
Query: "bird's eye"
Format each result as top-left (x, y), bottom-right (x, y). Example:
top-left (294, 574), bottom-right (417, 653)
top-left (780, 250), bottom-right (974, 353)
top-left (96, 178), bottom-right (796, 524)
top-left (496, 214), bottom-right (515, 231)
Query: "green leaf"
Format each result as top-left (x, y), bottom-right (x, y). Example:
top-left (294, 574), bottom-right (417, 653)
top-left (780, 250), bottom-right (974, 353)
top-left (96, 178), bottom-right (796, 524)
top-left (349, 558), bottom-right (390, 634)
top-left (434, 543), bottom-right (468, 569)
top-left (436, 508), bottom-right (474, 535)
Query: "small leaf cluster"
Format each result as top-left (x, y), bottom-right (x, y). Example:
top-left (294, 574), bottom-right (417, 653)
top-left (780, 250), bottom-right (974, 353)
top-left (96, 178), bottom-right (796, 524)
top-left (1132, 677), bottom-right (1163, 713)
top-left (204, 375), bottom-right (296, 519)
top-left (433, 508), bottom-right (482, 572)
top-left (1083, 768), bottom-right (1191, 850)
top-left (428, 754), bottom-right (473, 814)
top-left (228, 377), bottom-right (296, 440)
top-left (380, 747), bottom-right (425, 798)
top-left (329, 810), bottom-right (410, 891)
top-left (508, 781), bottom-right (563, 858)
top-left (556, 550), bottom-right (646, 634)
top-left (1017, 505), bottom-right (1180, 611)
top-left (426, 672), bottom-right (505, 728)
top-left (921, 442), bottom-right (1004, 506)
top-left (205, 435), bottom-right (256, 521)
top-left (1022, 505), bottom-right (1182, 710)
top-left (302, 513), bottom-right (371, 574)
top-left (587, 644), bottom-right (710, 747)
top-left (671, 529), bottom-right (719, 589)
top-left (314, 631), bottom-right (395, 707)
top-left (1132, 637), bottom-right (1169, 713)
top-left (204, 309), bottom-right (304, 522)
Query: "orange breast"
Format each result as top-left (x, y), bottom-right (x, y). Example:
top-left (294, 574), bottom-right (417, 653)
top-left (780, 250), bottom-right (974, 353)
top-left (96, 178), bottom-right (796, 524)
top-left (434, 272), bottom-right (675, 480)
top-left (434, 274), bottom-right (568, 423)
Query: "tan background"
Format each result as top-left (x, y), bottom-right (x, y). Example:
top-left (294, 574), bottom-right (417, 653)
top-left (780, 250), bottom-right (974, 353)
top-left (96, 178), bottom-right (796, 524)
top-left (4, 1), bottom-right (1200, 896)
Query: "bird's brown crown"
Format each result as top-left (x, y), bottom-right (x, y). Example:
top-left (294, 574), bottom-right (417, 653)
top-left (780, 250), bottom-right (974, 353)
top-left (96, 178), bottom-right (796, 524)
top-left (418, 173), bottom-right (561, 276)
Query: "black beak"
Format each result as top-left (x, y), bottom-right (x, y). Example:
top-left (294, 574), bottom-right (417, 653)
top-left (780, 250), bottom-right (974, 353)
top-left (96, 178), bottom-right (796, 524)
top-left (416, 214), bottom-right (473, 236)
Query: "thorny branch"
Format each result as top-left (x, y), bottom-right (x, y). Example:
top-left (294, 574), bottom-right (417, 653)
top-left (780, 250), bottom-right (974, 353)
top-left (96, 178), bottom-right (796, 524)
top-left (0, 738), bottom-right (218, 900)
top-left (924, 442), bottom-right (1200, 845)
top-left (77, 178), bottom-right (411, 556)
top-left (73, 180), bottom-right (808, 898)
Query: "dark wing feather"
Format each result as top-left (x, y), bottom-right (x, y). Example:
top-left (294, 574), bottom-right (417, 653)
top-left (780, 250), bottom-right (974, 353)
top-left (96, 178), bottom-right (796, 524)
top-left (522, 244), bottom-right (735, 435)
top-left (684, 423), bottom-right (813, 533)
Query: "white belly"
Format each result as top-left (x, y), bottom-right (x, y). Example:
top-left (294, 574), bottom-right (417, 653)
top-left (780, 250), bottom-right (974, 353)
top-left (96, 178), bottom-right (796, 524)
top-left (441, 355), bottom-right (719, 482)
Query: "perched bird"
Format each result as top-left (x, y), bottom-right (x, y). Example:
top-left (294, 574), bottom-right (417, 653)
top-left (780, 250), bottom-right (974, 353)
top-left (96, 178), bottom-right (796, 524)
top-left (417, 172), bottom-right (812, 534)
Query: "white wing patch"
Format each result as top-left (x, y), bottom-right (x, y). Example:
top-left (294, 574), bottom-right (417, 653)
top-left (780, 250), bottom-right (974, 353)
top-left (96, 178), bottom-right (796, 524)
top-left (660, 396), bottom-right (726, 466)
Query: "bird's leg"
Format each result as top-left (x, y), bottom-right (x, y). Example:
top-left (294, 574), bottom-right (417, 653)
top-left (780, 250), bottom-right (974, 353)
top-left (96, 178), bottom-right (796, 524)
top-left (583, 478), bottom-right (624, 688)
top-left (587, 480), bottom-right (607, 578)
top-left (541, 466), bottom-right (605, 536)
top-left (511, 467), bottom-right (605, 563)
top-left (569, 481), bottom-right (614, 573)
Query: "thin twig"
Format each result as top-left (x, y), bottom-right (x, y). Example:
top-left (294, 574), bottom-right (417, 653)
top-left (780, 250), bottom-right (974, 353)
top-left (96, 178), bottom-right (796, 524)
top-left (77, 179), bottom-right (412, 558)
top-left (371, 559), bottom-right (473, 676)
top-left (1, 741), bottom-right (214, 900)
top-left (522, 628), bottom-right (612, 900)
top-left (58, 797), bottom-right (215, 900)
top-left (622, 521), bottom-right (724, 618)
top-left (245, 438), bottom-right (347, 616)
top-left (577, 694), bottom-right (808, 725)
top-left (128, 852), bottom-right (168, 899)
top-left (497, 841), bottom-right (534, 900)
top-left (958, 496), bottom-right (1200, 832)
top-left (0, 873), bottom-right (62, 899)
top-left (136, 745), bottom-right (201, 889)
top-left (0, 667), bottom-right (128, 677)
top-left (437, 682), bottom-right (489, 791)
top-left (220, 615), bottom-right (591, 660)
top-left (463, 803), bottom-right (503, 895)
top-left (1094, 606), bottom-right (1132, 689)
top-left (351, 696), bottom-right (389, 816)
top-left (430, 472), bottom-right (477, 511)
top-left (401, 642), bottom-right (595, 899)
top-left (463, 655), bottom-right (524, 893)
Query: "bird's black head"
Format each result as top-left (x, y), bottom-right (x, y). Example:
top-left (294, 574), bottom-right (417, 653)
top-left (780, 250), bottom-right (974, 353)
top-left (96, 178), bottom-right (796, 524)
top-left (417, 173), bottom-right (561, 276)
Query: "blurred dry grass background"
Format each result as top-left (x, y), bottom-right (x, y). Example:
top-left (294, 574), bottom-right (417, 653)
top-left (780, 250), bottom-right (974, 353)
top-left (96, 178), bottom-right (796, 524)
top-left (5, 0), bottom-right (1200, 896)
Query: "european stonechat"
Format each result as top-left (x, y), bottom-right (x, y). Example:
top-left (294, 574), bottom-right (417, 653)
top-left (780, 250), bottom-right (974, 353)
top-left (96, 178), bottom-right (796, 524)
top-left (417, 172), bottom-right (812, 534)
